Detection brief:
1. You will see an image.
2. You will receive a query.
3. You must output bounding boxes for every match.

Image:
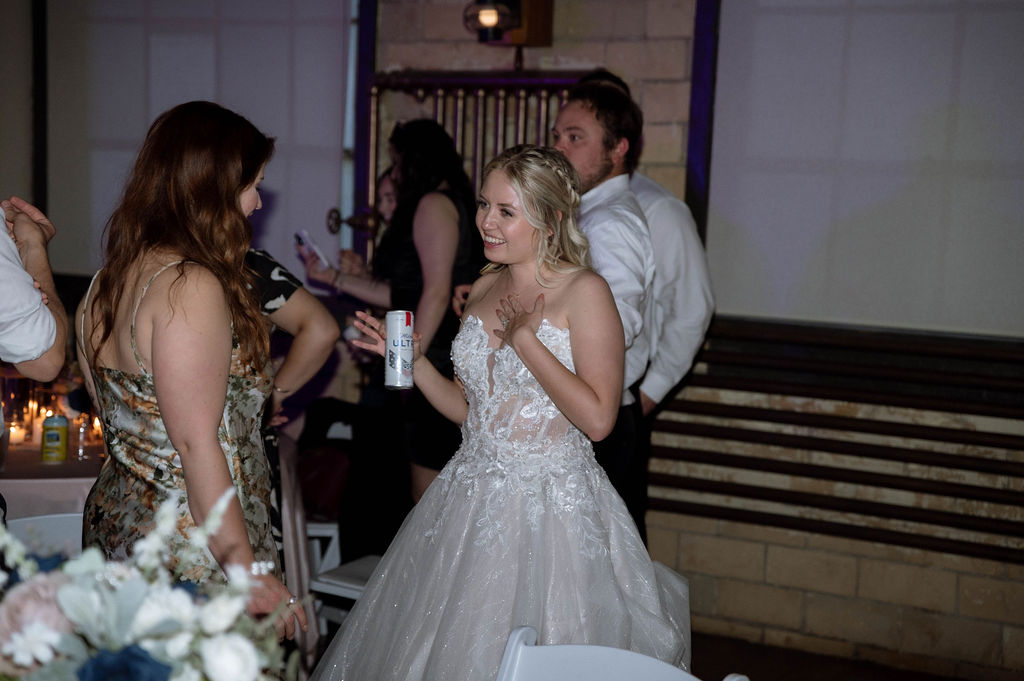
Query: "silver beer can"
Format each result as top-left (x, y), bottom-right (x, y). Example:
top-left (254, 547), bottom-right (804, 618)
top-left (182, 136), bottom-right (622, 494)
top-left (384, 310), bottom-right (415, 389)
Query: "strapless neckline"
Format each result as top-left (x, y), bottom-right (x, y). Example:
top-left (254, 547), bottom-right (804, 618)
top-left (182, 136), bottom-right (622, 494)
top-left (462, 314), bottom-right (568, 351)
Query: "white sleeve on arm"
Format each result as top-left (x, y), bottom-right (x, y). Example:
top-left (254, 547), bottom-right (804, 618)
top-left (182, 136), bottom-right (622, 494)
top-left (0, 226), bottom-right (56, 364)
top-left (584, 211), bottom-right (649, 352)
top-left (639, 197), bottom-right (714, 404)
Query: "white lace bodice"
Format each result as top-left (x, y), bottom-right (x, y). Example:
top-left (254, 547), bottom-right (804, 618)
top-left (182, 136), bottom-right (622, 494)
top-left (453, 315), bottom-right (591, 461)
top-left (437, 315), bottom-right (603, 550)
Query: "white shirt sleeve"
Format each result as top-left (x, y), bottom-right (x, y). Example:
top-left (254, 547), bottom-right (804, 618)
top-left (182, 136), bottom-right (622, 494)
top-left (638, 195), bottom-right (714, 404)
top-left (0, 214), bottom-right (57, 364)
top-left (578, 181), bottom-right (656, 403)
top-left (584, 208), bottom-right (649, 354)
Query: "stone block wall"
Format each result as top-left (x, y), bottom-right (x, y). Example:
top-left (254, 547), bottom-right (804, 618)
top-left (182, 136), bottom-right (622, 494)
top-left (647, 436), bottom-right (1024, 680)
top-left (375, 0), bottom-right (696, 198)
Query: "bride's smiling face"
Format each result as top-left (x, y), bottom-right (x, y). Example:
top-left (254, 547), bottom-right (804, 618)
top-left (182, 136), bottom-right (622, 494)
top-left (476, 170), bottom-right (538, 266)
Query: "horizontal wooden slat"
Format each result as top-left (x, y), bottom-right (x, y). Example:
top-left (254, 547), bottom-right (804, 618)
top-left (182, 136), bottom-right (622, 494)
top-left (655, 420), bottom-right (1024, 477)
top-left (690, 315), bottom-right (1024, 418)
top-left (706, 316), bottom-right (1024, 363)
top-left (649, 474), bottom-right (1024, 538)
top-left (687, 374), bottom-right (1024, 419)
top-left (651, 445), bottom-right (1024, 506)
top-left (647, 496), bottom-right (1024, 566)
top-left (697, 349), bottom-right (1024, 393)
top-left (374, 69), bottom-right (586, 92)
top-left (665, 400), bottom-right (1024, 450)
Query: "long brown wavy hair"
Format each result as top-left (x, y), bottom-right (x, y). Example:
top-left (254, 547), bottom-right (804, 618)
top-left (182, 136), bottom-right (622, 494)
top-left (89, 101), bottom-right (274, 369)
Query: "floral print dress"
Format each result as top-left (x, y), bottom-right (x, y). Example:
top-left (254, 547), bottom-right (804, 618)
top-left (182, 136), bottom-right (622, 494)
top-left (81, 262), bottom-right (278, 583)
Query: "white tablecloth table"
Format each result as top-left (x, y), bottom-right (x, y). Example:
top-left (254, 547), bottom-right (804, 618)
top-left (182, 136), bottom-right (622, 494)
top-left (0, 442), bottom-right (104, 520)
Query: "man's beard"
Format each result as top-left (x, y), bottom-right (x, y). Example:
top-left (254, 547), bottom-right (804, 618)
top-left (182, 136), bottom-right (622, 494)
top-left (579, 153), bottom-right (616, 194)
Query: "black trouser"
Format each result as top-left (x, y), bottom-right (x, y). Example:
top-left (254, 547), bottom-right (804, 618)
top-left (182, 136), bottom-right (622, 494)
top-left (592, 401), bottom-right (648, 544)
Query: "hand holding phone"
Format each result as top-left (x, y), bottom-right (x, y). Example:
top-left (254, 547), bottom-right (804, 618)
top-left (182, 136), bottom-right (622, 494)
top-left (295, 229), bottom-right (330, 267)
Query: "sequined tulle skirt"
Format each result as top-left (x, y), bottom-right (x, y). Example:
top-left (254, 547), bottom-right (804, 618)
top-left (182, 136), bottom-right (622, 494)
top-left (309, 450), bottom-right (691, 681)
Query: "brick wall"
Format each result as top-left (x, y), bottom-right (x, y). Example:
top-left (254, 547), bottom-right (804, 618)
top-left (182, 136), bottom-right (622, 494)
top-left (375, 0), bottom-right (696, 199)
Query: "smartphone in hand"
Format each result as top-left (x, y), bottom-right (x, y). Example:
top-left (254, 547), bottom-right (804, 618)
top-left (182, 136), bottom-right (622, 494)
top-left (295, 229), bottom-right (330, 267)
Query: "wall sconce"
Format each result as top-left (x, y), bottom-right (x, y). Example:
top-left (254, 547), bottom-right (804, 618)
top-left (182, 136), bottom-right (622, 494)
top-left (462, 0), bottom-right (552, 47)
top-left (463, 2), bottom-right (514, 43)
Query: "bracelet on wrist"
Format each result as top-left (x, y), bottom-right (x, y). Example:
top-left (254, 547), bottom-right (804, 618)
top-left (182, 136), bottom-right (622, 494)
top-left (272, 384), bottom-right (291, 394)
top-left (250, 560), bottom-right (275, 576)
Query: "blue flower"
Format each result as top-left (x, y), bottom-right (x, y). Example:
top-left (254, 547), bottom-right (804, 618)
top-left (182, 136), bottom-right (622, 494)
top-left (32, 552), bottom-right (67, 573)
top-left (76, 644), bottom-right (172, 681)
top-left (174, 579), bottom-right (201, 597)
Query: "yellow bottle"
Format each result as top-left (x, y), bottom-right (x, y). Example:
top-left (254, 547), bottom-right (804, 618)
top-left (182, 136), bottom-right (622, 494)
top-left (42, 413), bottom-right (68, 463)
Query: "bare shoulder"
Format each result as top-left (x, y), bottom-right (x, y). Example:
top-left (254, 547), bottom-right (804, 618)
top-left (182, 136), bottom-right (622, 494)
top-left (564, 269), bottom-right (619, 333)
top-left (415, 191), bottom-right (459, 219)
top-left (144, 261), bottom-right (227, 319)
top-left (564, 269), bottom-right (613, 301)
top-left (470, 269), bottom-right (501, 292)
top-left (167, 261), bottom-right (222, 295)
top-left (462, 271), bottom-right (501, 316)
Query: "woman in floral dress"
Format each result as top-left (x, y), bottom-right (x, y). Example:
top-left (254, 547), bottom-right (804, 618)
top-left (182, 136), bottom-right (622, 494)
top-left (76, 101), bottom-right (306, 640)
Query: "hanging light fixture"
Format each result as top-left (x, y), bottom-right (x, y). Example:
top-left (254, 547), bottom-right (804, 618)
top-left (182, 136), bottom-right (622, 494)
top-left (462, 0), bottom-right (553, 70)
top-left (463, 1), bottom-right (515, 44)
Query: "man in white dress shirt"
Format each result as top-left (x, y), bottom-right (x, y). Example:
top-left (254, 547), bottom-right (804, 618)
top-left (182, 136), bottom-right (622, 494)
top-left (577, 70), bottom-right (715, 539)
top-left (1, 197), bottom-right (67, 429)
top-left (630, 173), bottom-right (713, 413)
top-left (578, 69), bottom-right (714, 415)
top-left (551, 82), bottom-right (656, 539)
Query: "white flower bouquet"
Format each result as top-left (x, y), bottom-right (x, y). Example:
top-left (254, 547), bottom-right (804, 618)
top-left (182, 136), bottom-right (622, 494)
top-left (0, 492), bottom-right (297, 681)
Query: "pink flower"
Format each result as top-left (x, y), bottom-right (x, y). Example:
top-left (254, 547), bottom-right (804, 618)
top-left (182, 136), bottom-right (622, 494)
top-left (0, 572), bottom-right (73, 675)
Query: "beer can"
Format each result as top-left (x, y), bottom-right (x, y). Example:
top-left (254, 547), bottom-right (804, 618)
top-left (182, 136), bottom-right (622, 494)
top-left (42, 413), bottom-right (69, 463)
top-left (384, 310), bottom-right (415, 390)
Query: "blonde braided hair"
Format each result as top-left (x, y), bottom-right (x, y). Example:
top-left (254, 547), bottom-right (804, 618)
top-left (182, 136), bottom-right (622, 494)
top-left (480, 144), bottom-right (591, 287)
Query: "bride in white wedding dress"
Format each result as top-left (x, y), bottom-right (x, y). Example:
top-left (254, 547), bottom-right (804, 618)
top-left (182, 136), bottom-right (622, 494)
top-left (310, 145), bottom-right (690, 681)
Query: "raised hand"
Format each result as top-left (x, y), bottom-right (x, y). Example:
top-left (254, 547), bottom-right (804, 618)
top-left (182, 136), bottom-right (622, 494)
top-left (352, 310), bottom-right (424, 362)
top-left (350, 310), bottom-right (387, 357)
top-left (338, 249), bottom-right (369, 278)
top-left (3, 196), bottom-right (56, 250)
top-left (494, 292), bottom-right (544, 347)
top-left (296, 243), bottom-right (339, 288)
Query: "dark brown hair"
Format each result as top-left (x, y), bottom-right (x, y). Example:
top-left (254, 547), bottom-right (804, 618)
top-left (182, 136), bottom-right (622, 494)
top-left (90, 101), bottom-right (275, 368)
top-left (565, 82), bottom-right (644, 174)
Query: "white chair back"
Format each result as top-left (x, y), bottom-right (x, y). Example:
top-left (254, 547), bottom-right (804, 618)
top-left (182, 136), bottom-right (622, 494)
top-left (277, 434), bottom-right (322, 678)
top-left (495, 626), bottom-right (750, 681)
top-left (5, 512), bottom-right (83, 558)
top-left (277, 433), bottom-right (379, 674)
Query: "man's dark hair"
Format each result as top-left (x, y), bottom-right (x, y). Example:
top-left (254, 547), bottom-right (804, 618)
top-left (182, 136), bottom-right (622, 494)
top-left (577, 68), bottom-right (631, 97)
top-left (565, 81), bottom-right (644, 174)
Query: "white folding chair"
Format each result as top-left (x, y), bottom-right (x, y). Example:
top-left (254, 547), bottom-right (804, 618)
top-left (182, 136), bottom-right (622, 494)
top-left (278, 434), bottom-right (323, 678)
top-left (306, 526), bottom-right (380, 632)
top-left (5, 512), bottom-right (83, 558)
top-left (495, 626), bottom-right (750, 681)
top-left (277, 433), bottom-right (379, 638)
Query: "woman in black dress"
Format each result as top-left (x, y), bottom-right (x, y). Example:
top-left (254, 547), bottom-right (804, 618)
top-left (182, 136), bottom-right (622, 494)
top-left (301, 120), bottom-right (482, 501)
